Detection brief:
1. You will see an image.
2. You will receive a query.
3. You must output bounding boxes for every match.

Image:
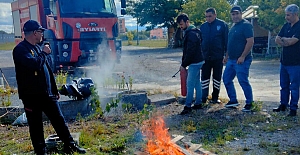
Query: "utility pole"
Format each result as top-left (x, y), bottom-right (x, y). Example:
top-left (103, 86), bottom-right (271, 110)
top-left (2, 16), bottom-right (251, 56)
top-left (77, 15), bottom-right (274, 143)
top-left (137, 18), bottom-right (139, 45)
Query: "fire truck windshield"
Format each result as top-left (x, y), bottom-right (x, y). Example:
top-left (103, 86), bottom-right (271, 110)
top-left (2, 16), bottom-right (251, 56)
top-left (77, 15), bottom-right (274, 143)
top-left (59, 0), bottom-right (117, 17)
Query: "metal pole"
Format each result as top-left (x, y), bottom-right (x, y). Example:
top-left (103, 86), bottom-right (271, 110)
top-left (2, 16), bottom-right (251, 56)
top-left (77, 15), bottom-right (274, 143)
top-left (0, 68), bottom-right (10, 87)
top-left (137, 18), bottom-right (139, 45)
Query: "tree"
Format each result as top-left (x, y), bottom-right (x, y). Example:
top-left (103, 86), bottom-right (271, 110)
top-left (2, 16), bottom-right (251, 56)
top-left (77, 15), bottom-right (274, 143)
top-left (126, 0), bottom-right (185, 44)
top-left (127, 0), bottom-right (184, 28)
top-left (253, 0), bottom-right (300, 34)
top-left (182, 0), bottom-right (231, 26)
top-left (0, 30), bottom-right (8, 34)
top-left (236, 0), bottom-right (252, 10)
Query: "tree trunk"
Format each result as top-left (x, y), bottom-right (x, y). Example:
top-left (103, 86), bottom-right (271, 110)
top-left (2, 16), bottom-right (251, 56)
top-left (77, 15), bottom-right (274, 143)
top-left (167, 26), bottom-right (175, 47)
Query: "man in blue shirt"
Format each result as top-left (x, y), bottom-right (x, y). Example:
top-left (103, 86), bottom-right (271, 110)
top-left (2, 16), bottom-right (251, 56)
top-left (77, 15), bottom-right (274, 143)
top-left (223, 6), bottom-right (254, 112)
top-left (273, 4), bottom-right (300, 116)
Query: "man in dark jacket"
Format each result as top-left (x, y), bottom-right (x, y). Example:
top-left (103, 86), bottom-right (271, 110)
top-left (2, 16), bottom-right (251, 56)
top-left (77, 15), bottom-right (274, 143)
top-left (200, 8), bottom-right (228, 104)
top-left (176, 13), bottom-right (205, 115)
top-left (12, 20), bottom-right (86, 155)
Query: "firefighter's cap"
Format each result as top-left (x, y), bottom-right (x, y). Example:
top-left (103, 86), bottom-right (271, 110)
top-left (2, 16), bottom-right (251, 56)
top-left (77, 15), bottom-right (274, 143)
top-left (23, 20), bottom-right (46, 32)
top-left (230, 5), bottom-right (242, 13)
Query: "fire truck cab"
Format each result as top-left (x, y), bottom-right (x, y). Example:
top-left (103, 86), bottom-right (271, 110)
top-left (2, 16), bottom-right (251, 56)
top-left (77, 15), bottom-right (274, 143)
top-left (11, 0), bottom-right (126, 72)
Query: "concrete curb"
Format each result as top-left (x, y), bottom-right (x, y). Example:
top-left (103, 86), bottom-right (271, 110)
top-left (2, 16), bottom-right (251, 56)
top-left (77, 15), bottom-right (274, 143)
top-left (148, 94), bottom-right (177, 106)
top-left (1, 93), bottom-right (181, 124)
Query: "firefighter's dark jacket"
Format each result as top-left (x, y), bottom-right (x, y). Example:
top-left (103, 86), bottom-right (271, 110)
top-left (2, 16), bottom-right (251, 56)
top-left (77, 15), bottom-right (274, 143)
top-left (13, 39), bottom-right (58, 99)
top-left (181, 26), bottom-right (204, 68)
top-left (200, 18), bottom-right (228, 60)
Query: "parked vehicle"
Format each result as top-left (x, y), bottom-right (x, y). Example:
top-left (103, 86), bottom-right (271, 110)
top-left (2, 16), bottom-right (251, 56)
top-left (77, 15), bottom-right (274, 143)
top-left (11, 0), bottom-right (126, 72)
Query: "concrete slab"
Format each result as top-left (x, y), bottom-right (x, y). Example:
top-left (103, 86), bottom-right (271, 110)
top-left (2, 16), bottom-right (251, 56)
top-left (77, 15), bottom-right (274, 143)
top-left (148, 93), bottom-right (176, 106)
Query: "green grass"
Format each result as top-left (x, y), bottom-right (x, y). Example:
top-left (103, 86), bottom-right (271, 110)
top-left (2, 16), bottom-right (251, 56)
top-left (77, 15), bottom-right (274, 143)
top-left (0, 42), bottom-right (16, 51)
top-left (122, 39), bottom-right (168, 48)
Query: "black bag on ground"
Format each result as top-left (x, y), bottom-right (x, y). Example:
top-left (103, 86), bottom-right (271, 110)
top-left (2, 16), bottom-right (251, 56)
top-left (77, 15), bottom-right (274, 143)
top-left (59, 78), bottom-right (94, 100)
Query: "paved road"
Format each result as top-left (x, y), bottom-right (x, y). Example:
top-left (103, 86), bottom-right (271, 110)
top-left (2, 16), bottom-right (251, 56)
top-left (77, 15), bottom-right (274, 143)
top-left (0, 46), bottom-right (281, 107)
top-left (115, 46), bottom-right (281, 103)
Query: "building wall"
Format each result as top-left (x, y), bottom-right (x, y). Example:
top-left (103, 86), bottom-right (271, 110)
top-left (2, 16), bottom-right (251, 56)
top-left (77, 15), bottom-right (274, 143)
top-left (0, 34), bottom-right (14, 43)
top-left (118, 18), bottom-right (126, 34)
top-left (253, 18), bottom-right (268, 37)
top-left (150, 28), bottom-right (164, 39)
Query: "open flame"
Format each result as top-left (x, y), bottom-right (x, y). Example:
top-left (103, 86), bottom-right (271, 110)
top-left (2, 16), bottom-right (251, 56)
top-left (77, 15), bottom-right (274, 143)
top-left (142, 116), bottom-right (185, 155)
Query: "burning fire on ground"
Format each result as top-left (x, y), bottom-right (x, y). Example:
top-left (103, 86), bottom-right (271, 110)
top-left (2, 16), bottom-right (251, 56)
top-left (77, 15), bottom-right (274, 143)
top-left (142, 115), bottom-right (185, 155)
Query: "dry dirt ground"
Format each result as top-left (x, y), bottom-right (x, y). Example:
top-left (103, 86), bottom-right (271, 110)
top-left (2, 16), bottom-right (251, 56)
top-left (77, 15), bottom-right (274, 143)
top-left (1, 46), bottom-right (300, 155)
top-left (157, 101), bottom-right (300, 155)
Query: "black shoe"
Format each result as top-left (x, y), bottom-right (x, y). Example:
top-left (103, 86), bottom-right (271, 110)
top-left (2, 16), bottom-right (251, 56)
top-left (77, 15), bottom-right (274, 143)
top-left (273, 104), bottom-right (287, 112)
top-left (64, 142), bottom-right (86, 154)
top-left (209, 99), bottom-right (221, 104)
top-left (287, 110), bottom-right (297, 117)
top-left (35, 151), bottom-right (47, 155)
top-left (242, 104), bottom-right (252, 112)
top-left (180, 106), bottom-right (192, 115)
top-left (35, 147), bottom-right (47, 155)
top-left (192, 104), bottom-right (203, 109)
top-left (225, 101), bottom-right (239, 108)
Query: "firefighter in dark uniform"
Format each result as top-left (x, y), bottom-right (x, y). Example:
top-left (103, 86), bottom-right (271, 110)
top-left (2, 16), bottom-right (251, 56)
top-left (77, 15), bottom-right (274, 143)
top-left (200, 8), bottom-right (229, 104)
top-left (12, 20), bottom-right (86, 155)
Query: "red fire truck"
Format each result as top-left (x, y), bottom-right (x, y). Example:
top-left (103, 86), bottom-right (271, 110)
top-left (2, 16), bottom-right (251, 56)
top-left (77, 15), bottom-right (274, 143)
top-left (11, 0), bottom-right (126, 71)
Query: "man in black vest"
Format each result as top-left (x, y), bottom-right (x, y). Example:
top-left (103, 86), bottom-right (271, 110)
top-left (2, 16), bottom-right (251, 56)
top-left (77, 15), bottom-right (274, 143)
top-left (12, 20), bottom-right (86, 154)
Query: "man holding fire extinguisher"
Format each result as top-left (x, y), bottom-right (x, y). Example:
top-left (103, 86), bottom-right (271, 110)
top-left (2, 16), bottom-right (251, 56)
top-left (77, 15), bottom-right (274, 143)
top-left (176, 13), bottom-right (205, 115)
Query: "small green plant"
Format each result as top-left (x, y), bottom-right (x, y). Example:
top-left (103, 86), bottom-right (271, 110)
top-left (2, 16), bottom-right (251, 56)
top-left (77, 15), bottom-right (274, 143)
top-left (103, 72), bottom-right (134, 90)
top-left (173, 91), bottom-right (179, 99)
top-left (91, 88), bottom-right (103, 118)
top-left (128, 76), bottom-right (133, 90)
top-left (122, 103), bottom-right (133, 113)
top-left (105, 98), bottom-right (120, 113)
top-left (183, 120), bottom-right (197, 133)
top-left (121, 75), bottom-right (125, 89)
top-left (127, 32), bottom-right (134, 45)
top-left (259, 141), bottom-right (279, 148)
top-left (251, 100), bottom-right (263, 112)
top-left (0, 86), bottom-right (17, 107)
top-left (55, 70), bottom-right (68, 88)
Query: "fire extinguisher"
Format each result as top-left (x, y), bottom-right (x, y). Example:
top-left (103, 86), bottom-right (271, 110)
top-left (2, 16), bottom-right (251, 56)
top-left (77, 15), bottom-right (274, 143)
top-left (180, 68), bottom-right (187, 96)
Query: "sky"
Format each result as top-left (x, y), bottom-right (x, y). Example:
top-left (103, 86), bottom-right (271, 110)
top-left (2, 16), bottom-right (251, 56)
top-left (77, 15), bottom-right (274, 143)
top-left (0, 0), bottom-right (141, 33)
top-left (0, 2), bottom-right (13, 33)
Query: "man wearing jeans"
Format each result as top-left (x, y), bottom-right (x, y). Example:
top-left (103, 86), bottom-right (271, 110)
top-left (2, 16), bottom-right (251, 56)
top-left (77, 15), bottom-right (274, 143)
top-left (176, 13), bottom-right (204, 115)
top-left (223, 6), bottom-right (254, 112)
top-left (274, 4), bottom-right (300, 116)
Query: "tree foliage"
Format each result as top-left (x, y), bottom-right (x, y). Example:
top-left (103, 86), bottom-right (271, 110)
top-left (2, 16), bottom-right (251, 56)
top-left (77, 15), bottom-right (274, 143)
top-left (236, 0), bottom-right (252, 10)
top-left (237, 0), bottom-right (300, 33)
top-left (126, 0), bottom-right (300, 36)
top-left (0, 30), bottom-right (8, 34)
top-left (126, 0), bottom-right (184, 29)
top-left (182, 0), bottom-right (232, 26)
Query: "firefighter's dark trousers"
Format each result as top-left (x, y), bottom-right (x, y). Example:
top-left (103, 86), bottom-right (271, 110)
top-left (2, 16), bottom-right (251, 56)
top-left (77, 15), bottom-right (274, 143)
top-left (201, 59), bottom-right (223, 102)
top-left (22, 96), bottom-right (74, 154)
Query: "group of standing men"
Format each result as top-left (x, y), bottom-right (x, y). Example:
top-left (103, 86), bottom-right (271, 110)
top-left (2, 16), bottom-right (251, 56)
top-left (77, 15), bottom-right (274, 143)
top-left (178, 4), bottom-right (300, 117)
